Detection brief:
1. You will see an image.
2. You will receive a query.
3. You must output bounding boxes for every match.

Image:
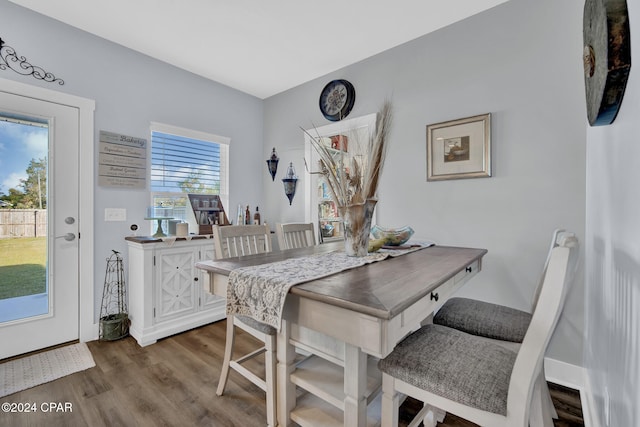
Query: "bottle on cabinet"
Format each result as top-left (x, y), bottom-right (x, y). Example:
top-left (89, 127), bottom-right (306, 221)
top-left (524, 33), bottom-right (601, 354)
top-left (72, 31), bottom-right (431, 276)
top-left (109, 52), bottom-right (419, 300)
top-left (253, 206), bottom-right (261, 225)
top-left (237, 204), bottom-right (244, 225)
top-left (245, 205), bottom-right (251, 225)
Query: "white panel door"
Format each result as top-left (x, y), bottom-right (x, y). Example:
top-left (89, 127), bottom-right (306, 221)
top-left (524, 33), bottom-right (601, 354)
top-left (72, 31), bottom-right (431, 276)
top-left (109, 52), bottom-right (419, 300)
top-left (0, 90), bottom-right (79, 359)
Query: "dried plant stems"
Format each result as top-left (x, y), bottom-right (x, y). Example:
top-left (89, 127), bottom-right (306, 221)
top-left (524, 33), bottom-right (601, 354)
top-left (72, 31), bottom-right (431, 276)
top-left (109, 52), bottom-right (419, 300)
top-left (304, 100), bottom-right (393, 209)
top-left (364, 101), bottom-right (392, 201)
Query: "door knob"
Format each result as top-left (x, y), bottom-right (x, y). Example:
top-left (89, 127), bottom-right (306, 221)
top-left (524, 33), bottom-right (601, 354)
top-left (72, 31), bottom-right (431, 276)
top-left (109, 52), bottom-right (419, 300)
top-left (56, 233), bottom-right (76, 241)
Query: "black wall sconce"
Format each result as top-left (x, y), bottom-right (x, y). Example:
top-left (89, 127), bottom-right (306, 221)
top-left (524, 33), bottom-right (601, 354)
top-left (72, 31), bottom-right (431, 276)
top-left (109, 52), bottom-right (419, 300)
top-left (282, 162), bottom-right (298, 205)
top-left (266, 147), bottom-right (279, 181)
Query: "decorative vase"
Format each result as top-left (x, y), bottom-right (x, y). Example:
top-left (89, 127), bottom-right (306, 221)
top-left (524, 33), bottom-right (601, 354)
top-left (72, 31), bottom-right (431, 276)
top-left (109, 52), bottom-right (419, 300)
top-left (339, 199), bottom-right (377, 257)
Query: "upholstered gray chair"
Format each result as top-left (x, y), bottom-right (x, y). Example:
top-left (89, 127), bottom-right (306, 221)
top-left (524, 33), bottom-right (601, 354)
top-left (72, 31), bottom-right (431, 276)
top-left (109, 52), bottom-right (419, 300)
top-left (378, 232), bottom-right (578, 427)
top-left (433, 229), bottom-right (565, 342)
top-left (212, 224), bottom-right (277, 427)
top-left (432, 229), bottom-right (568, 420)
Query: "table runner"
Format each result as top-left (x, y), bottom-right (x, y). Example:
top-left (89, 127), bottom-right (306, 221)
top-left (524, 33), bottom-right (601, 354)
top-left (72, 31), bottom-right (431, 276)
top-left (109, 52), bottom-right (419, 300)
top-left (226, 242), bottom-right (432, 330)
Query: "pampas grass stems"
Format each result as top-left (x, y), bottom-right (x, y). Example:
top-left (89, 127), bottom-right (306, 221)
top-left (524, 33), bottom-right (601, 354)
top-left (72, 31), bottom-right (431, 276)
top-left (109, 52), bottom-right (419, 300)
top-left (304, 100), bottom-right (393, 209)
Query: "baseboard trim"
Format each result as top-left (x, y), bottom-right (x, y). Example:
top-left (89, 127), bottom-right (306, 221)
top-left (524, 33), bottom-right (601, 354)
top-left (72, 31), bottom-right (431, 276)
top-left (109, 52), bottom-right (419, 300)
top-left (581, 370), bottom-right (600, 427)
top-left (544, 357), bottom-right (585, 388)
top-left (544, 357), bottom-right (597, 427)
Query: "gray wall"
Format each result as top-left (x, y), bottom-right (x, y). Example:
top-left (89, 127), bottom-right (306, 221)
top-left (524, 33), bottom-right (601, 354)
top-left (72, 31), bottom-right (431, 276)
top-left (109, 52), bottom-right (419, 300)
top-left (1, 0), bottom-right (264, 321)
top-left (264, 0), bottom-right (587, 366)
top-left (585, 0), bottom-right (640, 424)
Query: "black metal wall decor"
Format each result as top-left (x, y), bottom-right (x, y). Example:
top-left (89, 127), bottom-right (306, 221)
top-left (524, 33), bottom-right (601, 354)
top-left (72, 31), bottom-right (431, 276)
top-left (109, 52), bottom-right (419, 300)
top-left (583, 0), bottom-right (631, 126)
top-left (0, 37), bottom-right (64, 85)
top-left (266, 147), bottom-right (279, 181)
top-left (282, 162), bottom-right (298, 205)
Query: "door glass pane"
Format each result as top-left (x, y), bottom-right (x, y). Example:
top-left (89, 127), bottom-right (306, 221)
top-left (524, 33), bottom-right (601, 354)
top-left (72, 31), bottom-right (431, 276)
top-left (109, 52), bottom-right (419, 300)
top-left (0, 115), bottom-right (49, 323)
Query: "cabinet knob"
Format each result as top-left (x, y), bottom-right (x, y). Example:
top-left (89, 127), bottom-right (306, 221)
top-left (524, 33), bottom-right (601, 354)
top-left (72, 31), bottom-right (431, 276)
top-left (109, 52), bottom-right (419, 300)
top-left (430, 292), bottom-right (439, 302)
top-left (466, 266), bottom-right (472, 273)
top-left (194, 277), bottom-right (199, 282)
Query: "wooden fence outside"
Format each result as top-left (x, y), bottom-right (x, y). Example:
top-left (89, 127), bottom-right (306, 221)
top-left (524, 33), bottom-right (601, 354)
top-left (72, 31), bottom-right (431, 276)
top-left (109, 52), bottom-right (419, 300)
top-left (0, 210), bottom-right (47, 238)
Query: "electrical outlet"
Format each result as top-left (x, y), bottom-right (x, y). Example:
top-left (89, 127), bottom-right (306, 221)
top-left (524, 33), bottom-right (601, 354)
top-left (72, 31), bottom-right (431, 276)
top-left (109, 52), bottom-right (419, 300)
top-left (105, 208), bottom-right (126, 221)
top-left (604, 386), bottom-right (610, 426)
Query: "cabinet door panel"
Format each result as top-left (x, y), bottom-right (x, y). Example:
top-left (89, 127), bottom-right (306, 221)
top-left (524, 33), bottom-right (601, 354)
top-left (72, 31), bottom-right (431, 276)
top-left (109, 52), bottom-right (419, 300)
top-left (155, 247), bottom-right (197, 322)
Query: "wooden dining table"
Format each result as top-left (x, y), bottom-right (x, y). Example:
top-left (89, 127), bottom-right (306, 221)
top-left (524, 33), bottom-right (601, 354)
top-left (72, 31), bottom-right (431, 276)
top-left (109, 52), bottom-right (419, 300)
top-left (196, 241), bottom-right (487, 427)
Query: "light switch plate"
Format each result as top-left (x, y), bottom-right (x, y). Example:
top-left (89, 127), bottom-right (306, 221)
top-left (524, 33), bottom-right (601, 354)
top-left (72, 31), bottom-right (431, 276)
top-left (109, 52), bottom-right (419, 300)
top-left (105, 208), bottom-right (127, 221)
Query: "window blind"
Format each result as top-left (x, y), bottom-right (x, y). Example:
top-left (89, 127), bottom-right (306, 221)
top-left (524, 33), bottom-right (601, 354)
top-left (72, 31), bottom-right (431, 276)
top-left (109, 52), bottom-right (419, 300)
top-left (151, 131), bottom-right (222, 194)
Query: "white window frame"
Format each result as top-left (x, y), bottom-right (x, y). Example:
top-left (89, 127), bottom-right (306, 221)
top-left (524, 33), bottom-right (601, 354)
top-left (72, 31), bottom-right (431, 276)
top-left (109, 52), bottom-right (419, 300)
top-left (149, 122), bottom-right (230, 232)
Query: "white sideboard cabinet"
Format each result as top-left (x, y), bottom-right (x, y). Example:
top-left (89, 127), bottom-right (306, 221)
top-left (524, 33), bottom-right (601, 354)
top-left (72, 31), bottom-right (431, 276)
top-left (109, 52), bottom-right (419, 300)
top-left (126, 236), bottom-right (225, 346)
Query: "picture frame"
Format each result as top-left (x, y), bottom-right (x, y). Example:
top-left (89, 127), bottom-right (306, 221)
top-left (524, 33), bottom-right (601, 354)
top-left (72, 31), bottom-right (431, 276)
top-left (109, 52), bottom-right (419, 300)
top-left (426, 113), bottom-right (491, 181)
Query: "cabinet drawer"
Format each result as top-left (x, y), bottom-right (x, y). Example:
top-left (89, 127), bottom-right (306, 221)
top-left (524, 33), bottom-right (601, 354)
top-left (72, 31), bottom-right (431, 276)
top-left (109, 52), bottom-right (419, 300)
top-left (428, 260), bottom-right (480, 309)
top-left (454, 259), bottom-right (479, 284)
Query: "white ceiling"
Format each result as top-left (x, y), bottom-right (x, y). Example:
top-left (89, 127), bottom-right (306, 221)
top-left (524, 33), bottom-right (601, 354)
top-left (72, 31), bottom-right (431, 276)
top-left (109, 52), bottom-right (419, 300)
top-left (10, 0), bottom-right (509, 99)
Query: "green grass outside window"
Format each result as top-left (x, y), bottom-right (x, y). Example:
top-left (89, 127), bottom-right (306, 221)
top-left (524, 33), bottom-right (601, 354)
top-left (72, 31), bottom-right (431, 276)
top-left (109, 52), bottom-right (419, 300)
top-left (0, 237), bottom-right (47, 299)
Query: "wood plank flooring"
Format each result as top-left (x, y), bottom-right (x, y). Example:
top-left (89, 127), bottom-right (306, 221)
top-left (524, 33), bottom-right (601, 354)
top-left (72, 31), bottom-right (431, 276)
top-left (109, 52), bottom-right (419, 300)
top-left (0, 320), bottom-right (584, 426)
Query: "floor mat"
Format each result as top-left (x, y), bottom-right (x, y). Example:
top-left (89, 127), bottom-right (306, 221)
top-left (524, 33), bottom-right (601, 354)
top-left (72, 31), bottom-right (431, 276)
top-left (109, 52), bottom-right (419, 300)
top-left (0, 342), bottom-right (95, 397)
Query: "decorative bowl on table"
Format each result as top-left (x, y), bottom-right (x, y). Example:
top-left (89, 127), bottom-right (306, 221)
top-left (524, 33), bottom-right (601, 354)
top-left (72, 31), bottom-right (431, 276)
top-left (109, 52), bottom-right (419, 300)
top-left (321, 223), bottom-right (335, 238)
top-left (370, 225), bottom-right (415, 246)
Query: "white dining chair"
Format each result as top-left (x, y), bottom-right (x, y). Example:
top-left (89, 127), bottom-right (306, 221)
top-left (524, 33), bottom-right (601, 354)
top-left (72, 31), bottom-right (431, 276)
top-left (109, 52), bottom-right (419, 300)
top-left (432, 229), bottom-right (568, 422)
top-left (275, 222), bottom-right (316, 250)
top-left (212, 224), bottom-right (277, 427)
top-left (378, 232), bottom-right (579, 427)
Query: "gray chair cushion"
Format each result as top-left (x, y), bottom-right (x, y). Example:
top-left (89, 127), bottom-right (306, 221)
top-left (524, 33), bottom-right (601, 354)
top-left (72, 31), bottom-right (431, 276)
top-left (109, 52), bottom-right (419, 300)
top-left (236, 315), bottom-right (276, 335)
top-left (378, 324), bottom-right (516, 415)
top-left (433, 297), bottom-right (532, 343)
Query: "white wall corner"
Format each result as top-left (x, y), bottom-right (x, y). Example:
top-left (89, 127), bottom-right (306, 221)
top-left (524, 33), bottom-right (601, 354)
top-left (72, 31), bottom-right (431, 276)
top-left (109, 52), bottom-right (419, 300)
top-left (83, 322), bottom-right (100, 342)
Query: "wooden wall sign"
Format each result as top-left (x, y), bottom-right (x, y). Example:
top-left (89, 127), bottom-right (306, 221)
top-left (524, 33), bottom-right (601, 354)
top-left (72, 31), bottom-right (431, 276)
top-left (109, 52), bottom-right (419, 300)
top-left (98, 131), bottom-right (147, 189)
top-left (583, 0), bottom-right (631, 126)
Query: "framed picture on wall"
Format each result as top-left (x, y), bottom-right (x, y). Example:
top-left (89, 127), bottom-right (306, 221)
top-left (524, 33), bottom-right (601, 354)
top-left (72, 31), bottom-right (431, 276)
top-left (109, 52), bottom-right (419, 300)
top-left (426, 113), bottom-right (491, 181)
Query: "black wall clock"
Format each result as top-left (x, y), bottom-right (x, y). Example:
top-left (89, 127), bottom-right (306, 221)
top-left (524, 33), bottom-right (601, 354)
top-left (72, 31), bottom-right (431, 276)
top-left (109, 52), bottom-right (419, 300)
top-left (319, 79), bottom-right (355, 121)
top-left (583, 0), bottom-right (631, 126)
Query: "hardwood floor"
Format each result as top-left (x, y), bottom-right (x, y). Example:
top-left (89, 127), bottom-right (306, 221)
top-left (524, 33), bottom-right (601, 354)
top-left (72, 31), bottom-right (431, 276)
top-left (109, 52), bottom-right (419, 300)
top-left (0, 320), bottom-right (584, 426)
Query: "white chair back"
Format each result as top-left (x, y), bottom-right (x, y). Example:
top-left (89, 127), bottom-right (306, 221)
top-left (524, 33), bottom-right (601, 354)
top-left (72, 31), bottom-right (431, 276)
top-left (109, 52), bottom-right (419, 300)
top-left (506, 233), bottom-right (579, 423)
top-left (212, 224), bottom-right (272, 259)
top-left (531, 228), bottom-right (576, 312)
top-left (275, 222), bottom-right (316, 250)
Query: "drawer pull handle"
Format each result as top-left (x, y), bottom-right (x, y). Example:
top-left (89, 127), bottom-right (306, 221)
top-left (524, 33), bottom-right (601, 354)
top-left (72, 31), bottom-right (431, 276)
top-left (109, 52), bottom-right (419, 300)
top-left (466, 266), bottom-right (473, 273)
top-left (430, 292), bottom-right (439, 302)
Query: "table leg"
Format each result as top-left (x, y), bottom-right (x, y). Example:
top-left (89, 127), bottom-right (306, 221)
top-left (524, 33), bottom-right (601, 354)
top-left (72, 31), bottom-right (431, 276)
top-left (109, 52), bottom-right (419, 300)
top-left (277, 318), bottom-right (296, 426)
top-left (344, 343), bottom-right (367, 427)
